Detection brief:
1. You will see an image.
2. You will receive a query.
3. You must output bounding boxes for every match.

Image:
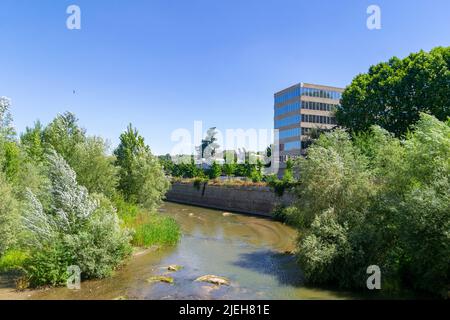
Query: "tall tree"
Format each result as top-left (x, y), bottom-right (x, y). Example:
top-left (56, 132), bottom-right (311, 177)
top-left (336, 46), bottom-right (450, 136)
top-left (0, 97), bottom-right (15, 139)
top-left (43, 112), bottom-right (86, 160)
top-left (114, 124), bottom-right (169, 209)
top-left (20, 121), bottom-right (45, 163)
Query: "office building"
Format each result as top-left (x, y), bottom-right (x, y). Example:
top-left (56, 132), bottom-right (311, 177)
top-left (274, 82), bottom-right (344, 161)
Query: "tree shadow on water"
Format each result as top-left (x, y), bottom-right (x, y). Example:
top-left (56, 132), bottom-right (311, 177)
top-left (232, 250), bottom-right (305, 287)
top-left (232, 250), bottom-right (363, 299)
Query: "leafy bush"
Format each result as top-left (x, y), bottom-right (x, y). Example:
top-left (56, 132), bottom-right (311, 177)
top-left (297, 209), bottom-right (352, 285)
top-left (0, 250), bottom-right (28, 272)
top-left (272, 205), bottom-right (304, 227)
top-left (292, 114), bottom-right (450, 297)
top-left (265, 174), bottom-right (294, 197)
top-left (21, 151), bottom-right (131, 286)
top-left (25, 241), bottom-right (72, 287)
top-left (0, 173), bottom-right (20, 256)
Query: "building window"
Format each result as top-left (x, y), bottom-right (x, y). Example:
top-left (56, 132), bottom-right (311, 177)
top-left (274, 101), bottom-right (301, 117)
top-left (301, 87), bottom-right (342, 100)
top-left (302, 114), bottom-right (336, 125)
top-left (284, 141), bottom-right (301, 151)
top-left (279, 128), bottom-right (301, 139)
top-left (275, 86), bottom-right (301, 104)
top-left (275, 115), bottom-right (301, 129)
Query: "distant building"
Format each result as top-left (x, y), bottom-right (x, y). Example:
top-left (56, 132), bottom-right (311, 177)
top-left (274, 82), bottom-right (344, 162)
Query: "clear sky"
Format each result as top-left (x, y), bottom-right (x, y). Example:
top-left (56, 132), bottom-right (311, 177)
top-left (1, 0), bottom-right (449, 155)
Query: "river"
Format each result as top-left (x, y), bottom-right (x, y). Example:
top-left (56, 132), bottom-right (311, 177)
top-left (11, 202), bottom-right (357, 300)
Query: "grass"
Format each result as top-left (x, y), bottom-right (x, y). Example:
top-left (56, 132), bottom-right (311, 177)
top-left (132, 214), bottom-right (180, 247)
top-left (115, 197), bottom-right (181, 247)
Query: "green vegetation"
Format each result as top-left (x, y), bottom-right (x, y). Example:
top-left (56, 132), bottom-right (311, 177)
top-left (264, 159), bottom-right (296, 197)
top-left (116, 197), bottom-right (180, 247)
top-left (288, 114), bottom-right (449, 297)
top-left (208, 161), bottom-right (222, 179)
top-left (162, 152), bottom-right (269, 185)
top-left (115, 124), bottom-right (170, 211)
top-left (132, 215), bottom-right (180, 247)
top-left (0, 250), bottom-right (28, 272)
top-left (223, 160), bottom-right (237, 178)
top-left (336, 47), bottom-right (450, 137)
top-left (0, 101), bottom-right (179, 288)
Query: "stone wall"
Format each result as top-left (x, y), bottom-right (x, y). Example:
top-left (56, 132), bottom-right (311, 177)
top-left (165, 182), bottom-right (295, 217)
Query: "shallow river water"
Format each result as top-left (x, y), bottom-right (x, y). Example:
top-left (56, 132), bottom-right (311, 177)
top-left (28, 202), bottom-right (357, 300)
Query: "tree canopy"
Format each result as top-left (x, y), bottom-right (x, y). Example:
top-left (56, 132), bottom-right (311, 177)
top-left (336, 47), bottom-right (450, 136)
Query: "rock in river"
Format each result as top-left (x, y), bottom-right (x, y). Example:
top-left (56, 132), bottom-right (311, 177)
top-left (195, 275), bottom-right (230, 286)
top-left (146, 276), bottom-right (174, 284)
top-left (168, 265), bottom-right (183, 272)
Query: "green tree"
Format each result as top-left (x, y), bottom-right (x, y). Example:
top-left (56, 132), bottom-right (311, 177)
top-left (114, 124), bottom-right (148, 199)
top-left (128, 149), bottom-right (170, 211)
top-left (336, 47), bottom-right (450, 136)
top-left (223, 161), bottom-right (236, 178)
top-left (0, 97), bottom-right (15, 139)
top-left (70, 137), bottom-right (119, 197)
top-left (20, 121), bottom-right (45, 163)
top-left (0, 141), bottom-right (20, 183)
top-left (208, 161), bottom-right (222, 179)
top-left (42, 114), bottom-right (118, 197)
top-left (43, 112), bottom-right (86, 161)
top-left (114, 124), bottom-right (169, 210)
top-left (177, 157), bottom-right (201, 178)
top-left (158, 154), bottom-right (175, 175)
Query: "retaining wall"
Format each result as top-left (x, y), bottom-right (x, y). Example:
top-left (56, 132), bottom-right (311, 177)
top-left (165, 182), bottom-right (295, 217)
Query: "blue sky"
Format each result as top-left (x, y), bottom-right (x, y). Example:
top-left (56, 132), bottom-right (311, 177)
top-left (1, 0), bottom-right (449, 155)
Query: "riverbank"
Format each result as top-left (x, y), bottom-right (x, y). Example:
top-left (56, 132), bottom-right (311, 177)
top-left (0, 246), bottom-right (160, 300)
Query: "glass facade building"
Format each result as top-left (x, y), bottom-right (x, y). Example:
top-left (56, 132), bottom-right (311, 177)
top-left (274, 82), bottom-right (344, 161)
top-left (274, 115), bottom-right (301, 129)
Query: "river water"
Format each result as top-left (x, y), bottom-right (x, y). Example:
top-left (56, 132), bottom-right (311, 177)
top-left (29, 202), bottom-right (356, 300)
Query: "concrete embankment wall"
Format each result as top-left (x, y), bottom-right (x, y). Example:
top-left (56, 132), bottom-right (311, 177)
top-left (165, 182), bottom-right (295, 217)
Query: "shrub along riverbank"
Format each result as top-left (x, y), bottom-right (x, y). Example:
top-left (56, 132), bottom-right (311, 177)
top-left (277, 114), bottom-right (449, 298)
top-left (0, 101), bottom-right (179, 288)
